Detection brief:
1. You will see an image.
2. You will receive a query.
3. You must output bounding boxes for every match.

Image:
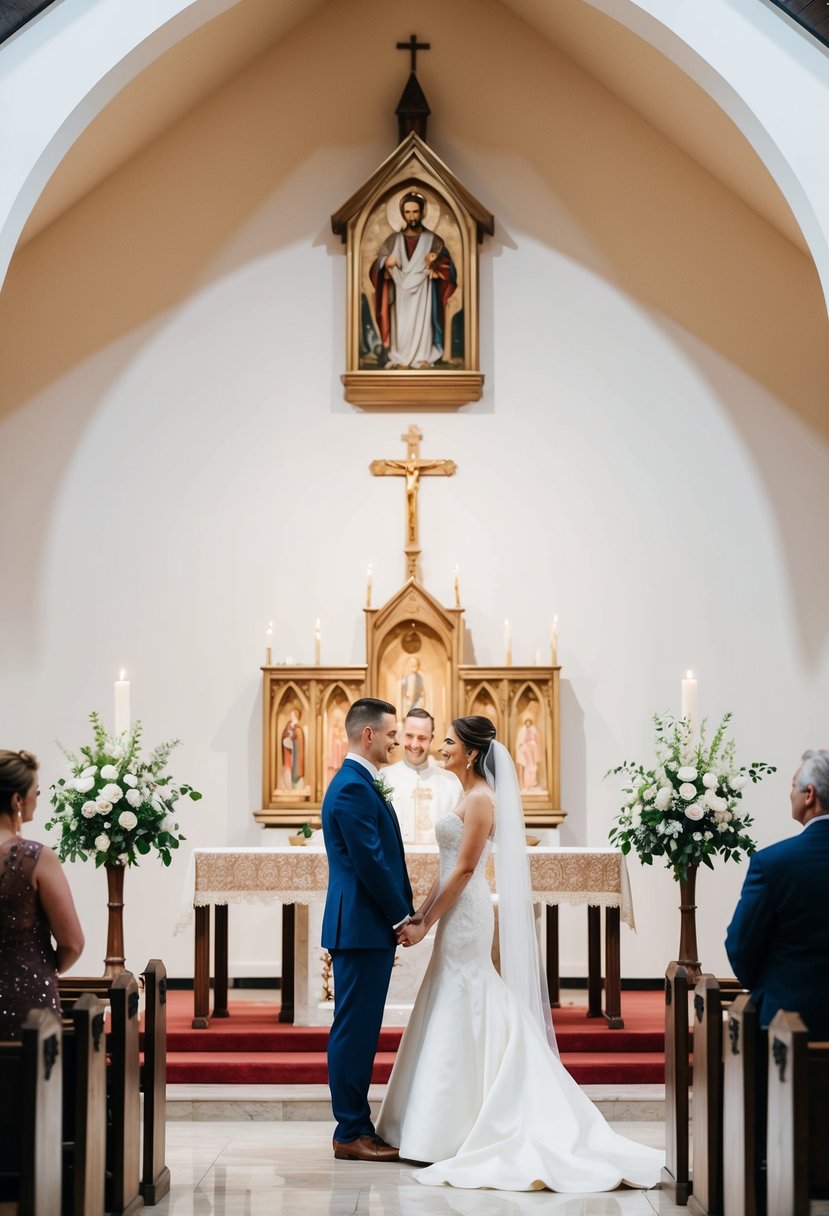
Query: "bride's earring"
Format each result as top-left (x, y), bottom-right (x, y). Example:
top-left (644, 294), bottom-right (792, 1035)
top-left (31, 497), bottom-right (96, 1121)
top-left (466, 759), bottom-right (473, 770)
top-left (14, 801), bottom-right (22, 835)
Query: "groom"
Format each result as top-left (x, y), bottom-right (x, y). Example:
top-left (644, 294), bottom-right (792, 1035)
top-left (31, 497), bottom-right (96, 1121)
top-left (321, 697), bottom-right (414, 1161)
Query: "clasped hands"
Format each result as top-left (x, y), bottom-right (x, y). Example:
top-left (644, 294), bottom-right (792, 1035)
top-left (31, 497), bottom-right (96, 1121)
top-left (397, 912), bottom-right (428, 947)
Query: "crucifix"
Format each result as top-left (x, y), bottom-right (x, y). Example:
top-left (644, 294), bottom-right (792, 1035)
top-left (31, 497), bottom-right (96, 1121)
top-left (370, 425), bottom-right (456, 580)
top-left (396, 33), bottom-right (430, 73)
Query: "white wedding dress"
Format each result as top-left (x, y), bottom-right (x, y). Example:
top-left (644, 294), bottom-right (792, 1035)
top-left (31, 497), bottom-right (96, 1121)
top-left (377, 800), bottom-right (663, 1192)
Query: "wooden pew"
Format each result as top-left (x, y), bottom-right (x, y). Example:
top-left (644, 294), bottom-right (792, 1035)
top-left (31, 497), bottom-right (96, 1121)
top-left (688, 974), bottom-right (723, 1216)
top-left (60, 960), bottom-right (169, 1207)
top-left (766, 1011), bottom-right (829, 1216)
top-left (662, 961), bottom-right (692, 1205)
top-left (0, 1009), bottom-right (63, 1216)
top-left (723, 994), bottom-right (764, 1216)
top-left (139, 961), bottom-right (169, 1205)
top-left (106, 973), bottom-right (144, 1216)
top-left (62, 993), bottom-right (108, 1216)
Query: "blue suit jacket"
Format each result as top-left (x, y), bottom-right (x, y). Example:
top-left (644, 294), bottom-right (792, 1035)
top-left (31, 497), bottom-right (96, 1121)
top-left (321, 759), bottom-right (413, 950)
top-left (725, 817), bottom-right (829, 1038)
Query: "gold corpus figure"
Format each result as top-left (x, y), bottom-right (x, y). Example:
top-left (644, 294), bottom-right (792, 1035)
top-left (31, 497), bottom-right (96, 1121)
top-left (370, 425), bottom-right (456, 579)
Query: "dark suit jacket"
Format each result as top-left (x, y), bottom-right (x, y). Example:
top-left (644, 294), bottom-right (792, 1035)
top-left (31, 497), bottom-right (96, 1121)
top-left (725, 817), bottom-right (829, 1038)
top-left (321, 758), bottom-right (413, 951)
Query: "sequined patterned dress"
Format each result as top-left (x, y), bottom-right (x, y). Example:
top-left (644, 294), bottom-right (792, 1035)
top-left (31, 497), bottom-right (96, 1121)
top-left (0, 839), bottom-right (61, 1038)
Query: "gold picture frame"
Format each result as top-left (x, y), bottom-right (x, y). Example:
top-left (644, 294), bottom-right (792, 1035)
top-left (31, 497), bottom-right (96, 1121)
top-left (332, 133), bottom-right (494, 408)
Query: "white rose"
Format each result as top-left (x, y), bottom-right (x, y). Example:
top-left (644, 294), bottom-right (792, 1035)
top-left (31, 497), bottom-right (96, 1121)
top-left (99, 782), bottom-right (123, 803)
top-left (123, 773), bottom-right (138, 788)
top-left (729, 774), bottom-right (748, 791)
top-left (677, 767), bottom-right (698, 782)
top-left (704, 831), bottom-right (713, 840)
top-left (679, 783), bottom-right (697, 801)
top-left (96, 800), bottom-right (113, 815)
top-left (702, 772), bottom-right (718, 789)
top-left (718, 822), bottom-right (730, 833)
top-left (72, 776), bottom-right (95, 793)
top-left (642, 785), bottom-right (656, 802)
top-left (118, 853), bottom-right (128, 864)
top-left (94, 833), bottom-right (110, 852)
top-left (684, 804), bottom-right (705, 821)
top-left (81, 801), bottom-right (98, 818)
top-left (693, 832), bottom-right (703, 841)
top-left (712, 795), bottom-right (728, 813)
top-left (125, 788), bottom-right (141, 808)
top-left (81, 765), bottom-right (97, 778)
top-left (117, 810), bottom-right (138, 831)
top-left (100, 764), bottom-right (119, 780)
top-left (654, 787), bottom-right (673, 811)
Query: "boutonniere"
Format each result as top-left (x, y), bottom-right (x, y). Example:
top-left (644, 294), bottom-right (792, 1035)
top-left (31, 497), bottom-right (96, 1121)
top-left (373, 775), bottom-right (395, 802)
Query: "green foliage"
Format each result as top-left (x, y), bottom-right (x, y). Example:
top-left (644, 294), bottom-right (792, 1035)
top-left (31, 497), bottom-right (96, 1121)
top-left (606, 712), bottom-right (775, 882)
top-left (44, 712), bottom-right (201, 868)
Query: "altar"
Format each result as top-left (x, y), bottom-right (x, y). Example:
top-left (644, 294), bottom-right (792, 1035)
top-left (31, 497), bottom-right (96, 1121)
top-left (179, 844), bottom-right (636, 1031)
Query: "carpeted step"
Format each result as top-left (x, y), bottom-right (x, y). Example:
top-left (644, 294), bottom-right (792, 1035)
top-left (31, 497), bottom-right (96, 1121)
top-left (165, 1049), bottom-right (665, 1086)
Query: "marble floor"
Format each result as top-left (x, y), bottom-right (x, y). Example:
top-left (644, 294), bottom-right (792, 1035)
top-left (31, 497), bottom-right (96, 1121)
top-left (154, 1119), bottom-right (689, 1215)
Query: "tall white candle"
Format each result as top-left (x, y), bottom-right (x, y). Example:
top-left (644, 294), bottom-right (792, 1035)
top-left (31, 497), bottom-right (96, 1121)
top-left (534, 648), bottom-right (542, 666)
top-left (681, 669), bottom-right (698, 730)
top-left (550, 615), bottom-right (559, 666)
top-left (314, 619), bottom-right (321, 665)
top-left (504, 619), bottom-right (512, 666)
top-left (114, 670), bottom-right (130, 736)
top-left (366, 564), bottom-right (373, 609)
top-left (265, 621), bottom-right (273, 664)
top-left (453, 564), bottom-right (461, 609)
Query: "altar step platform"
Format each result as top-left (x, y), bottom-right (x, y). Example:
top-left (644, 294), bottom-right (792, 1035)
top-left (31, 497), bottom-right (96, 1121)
top-left (162, 989), bottom-right (667, 1122)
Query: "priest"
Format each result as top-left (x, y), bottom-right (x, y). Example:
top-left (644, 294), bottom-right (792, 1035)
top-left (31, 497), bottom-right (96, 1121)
top-left (383, 707), bottom-right (462, 843)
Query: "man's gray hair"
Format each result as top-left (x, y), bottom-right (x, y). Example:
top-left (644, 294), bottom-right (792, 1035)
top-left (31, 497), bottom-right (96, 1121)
top-left (798, 749), bottom-right (829, 811)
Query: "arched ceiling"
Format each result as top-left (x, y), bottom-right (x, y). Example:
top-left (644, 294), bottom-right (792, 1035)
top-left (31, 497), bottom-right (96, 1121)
top-left (19, 0), bottom-right (807, 253)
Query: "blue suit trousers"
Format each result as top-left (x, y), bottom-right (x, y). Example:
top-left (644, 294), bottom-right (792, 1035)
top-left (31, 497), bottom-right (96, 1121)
top-left (328, 947), bottom-right (396, 1143)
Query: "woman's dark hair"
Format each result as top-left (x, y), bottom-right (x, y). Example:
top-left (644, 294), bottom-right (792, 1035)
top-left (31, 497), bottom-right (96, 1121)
top-left (0, 750), bottom-right (38, 813)
top-left (452, 716), bottom-right (496, 781)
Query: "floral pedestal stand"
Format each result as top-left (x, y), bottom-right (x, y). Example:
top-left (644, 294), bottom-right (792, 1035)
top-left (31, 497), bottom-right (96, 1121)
top-left (104, 862), bottom-right (126, 977)
top-left (677, 864), bottom-right (701, 983)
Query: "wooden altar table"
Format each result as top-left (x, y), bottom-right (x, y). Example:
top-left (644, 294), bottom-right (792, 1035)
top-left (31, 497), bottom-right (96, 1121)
top-left (178, 846), bottom-right (635, 1031)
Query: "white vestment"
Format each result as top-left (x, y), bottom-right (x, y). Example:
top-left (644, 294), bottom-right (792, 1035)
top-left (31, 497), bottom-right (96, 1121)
top-left (383, 230), bottom-right (443, 367)
top-left (383, 758), bottom-right (461, 844)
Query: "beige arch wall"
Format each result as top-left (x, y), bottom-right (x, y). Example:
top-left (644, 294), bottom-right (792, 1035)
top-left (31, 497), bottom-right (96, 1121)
top-left (0, 0), bottom-right (828, 980)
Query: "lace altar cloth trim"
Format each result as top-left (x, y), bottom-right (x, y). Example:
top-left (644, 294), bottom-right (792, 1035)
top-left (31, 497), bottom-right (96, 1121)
top-left (175, 847), bottom-right (635, 934)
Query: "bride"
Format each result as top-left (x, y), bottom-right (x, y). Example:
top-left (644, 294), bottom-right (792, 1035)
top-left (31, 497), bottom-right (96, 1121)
top-left (376, 715), bottom-right (663, 1193)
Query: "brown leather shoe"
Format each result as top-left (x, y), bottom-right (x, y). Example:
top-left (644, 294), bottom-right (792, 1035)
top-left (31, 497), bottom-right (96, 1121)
top-left (333, 1135), bottom-right (400, 1162)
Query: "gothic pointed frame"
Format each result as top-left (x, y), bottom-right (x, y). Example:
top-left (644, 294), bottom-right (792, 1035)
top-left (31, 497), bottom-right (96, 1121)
top-left (332, 133), bottom-right (494, 407)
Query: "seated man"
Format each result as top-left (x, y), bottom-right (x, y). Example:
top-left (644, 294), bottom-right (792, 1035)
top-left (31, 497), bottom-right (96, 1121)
top-left (725, 748), bottom-right (829, 1039)
top-left (383, 708), bottom-right (461, 843)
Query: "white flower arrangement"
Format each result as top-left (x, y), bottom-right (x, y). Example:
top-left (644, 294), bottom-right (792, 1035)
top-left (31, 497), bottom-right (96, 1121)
top-left (607, 712), bottom-right (775, 881)
top-left (45, 711), bottom-right (202, 868)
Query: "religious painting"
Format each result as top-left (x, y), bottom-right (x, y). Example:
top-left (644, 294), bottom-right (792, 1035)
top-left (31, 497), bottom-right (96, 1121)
top-left (331, 132), bottom-right (494, 407)
top-left (469, 683), bottom-right (500, 738)
top-left (258, 668), bottom-right (367, 825)
top-left (378, 622), bottom-right (452, 753)
top-left (275, 699), bottom-right (310, 799)
top-left (322, 687), bottom-right (351, 792)
top-left (359, 184), bottom-right (464, 372)
top-left (512, 685), bottom-right (547, 795)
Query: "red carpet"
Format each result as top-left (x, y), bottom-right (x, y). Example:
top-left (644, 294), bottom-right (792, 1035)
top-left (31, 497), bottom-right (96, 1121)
top-left (155, 990), bottom-right (666, 1085)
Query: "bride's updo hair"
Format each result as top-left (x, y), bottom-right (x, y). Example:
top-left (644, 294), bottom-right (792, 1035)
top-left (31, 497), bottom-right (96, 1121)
top-left (452, 716), bottom-right (497, 782)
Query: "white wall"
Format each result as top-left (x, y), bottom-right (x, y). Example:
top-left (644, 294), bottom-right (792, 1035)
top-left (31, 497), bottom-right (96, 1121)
top-left (1, 0), bottom-right (828, 981)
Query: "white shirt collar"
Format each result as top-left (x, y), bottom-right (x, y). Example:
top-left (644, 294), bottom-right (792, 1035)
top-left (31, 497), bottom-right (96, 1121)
top-left (345, 752), bottom-right (379, 781)
top-left (803, 813), bottom-right (829, 830)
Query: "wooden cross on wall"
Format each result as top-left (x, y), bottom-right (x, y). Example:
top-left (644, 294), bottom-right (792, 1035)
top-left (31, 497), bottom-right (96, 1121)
top-left (370, 425), bottom-right (456, 580)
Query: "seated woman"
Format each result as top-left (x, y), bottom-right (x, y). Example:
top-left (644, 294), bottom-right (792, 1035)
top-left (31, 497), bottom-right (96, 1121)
top-left (0, 749), bottom-right (85, 1038)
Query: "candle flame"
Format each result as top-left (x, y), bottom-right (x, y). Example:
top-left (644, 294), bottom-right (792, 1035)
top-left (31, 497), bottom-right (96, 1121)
top-left (686, 669), bottom-right (694, 679)
top-left (119, 669), bottom-right (126, 681)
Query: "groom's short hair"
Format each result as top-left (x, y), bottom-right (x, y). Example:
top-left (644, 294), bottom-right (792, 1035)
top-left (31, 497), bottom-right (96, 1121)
top-left (346, 697), bottom-right (397, 742)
